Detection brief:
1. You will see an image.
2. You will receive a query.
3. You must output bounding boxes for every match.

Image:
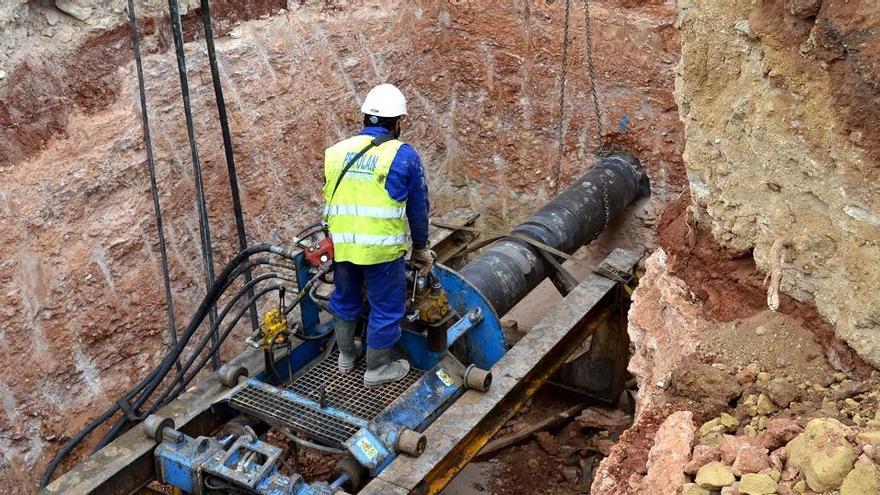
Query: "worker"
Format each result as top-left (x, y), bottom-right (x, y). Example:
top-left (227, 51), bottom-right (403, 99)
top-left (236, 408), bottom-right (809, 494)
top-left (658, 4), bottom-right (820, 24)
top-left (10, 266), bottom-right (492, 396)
top-left (323, 83), bottom-right (434, 388)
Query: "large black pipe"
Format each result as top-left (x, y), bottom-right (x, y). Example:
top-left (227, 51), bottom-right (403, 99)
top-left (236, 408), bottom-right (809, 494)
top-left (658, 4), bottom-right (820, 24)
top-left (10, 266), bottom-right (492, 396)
top-left (459, 152), bottom-right (649, 316)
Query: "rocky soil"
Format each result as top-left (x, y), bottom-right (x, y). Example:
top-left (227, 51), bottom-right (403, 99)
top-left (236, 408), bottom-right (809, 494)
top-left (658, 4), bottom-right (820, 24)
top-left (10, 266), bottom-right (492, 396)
top-left (676, 0), bottom-right (880, 367)
top-left (0, 0), bottom-right (684, 491)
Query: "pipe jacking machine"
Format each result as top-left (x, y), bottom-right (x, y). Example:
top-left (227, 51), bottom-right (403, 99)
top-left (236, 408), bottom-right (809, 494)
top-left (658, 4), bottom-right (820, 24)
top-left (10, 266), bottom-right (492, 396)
top-left (42, 152), bottom-right (649, 495)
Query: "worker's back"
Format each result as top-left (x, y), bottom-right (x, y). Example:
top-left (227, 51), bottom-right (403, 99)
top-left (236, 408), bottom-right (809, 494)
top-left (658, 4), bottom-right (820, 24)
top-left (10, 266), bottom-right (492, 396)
top-left (323, 134), bottom-right (409, 265)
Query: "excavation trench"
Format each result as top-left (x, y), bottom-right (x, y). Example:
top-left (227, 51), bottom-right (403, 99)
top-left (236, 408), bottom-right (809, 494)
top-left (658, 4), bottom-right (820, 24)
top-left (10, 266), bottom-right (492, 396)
top-left (3, 0), bottom-right (878, 494)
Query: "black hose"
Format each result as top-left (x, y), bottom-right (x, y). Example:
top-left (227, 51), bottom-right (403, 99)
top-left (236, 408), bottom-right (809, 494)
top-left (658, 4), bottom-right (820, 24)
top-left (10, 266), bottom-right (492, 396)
top-left (39, 405), bottom-right (120, 488)
top-left (232, 257), bottom-right (298, 277)
top-left (101, 282), bottom-right (283, 450)
top-left (295, 326), bottom-right (335, 341)
top-left (125, 0), bottom-right (180, 372)
top-left (308, 285), bottom-right (330, 312)
top-left (159, 284), bottom-right (284, 402)
top-left (264, 348), bottom-right (283, 385)
top-left (42, 244), bottom-right (292, 486)
top-left (103, 254), bottom-right (292, 432)
top-left (199, 0), bottom-right (260, 341)
top-left (279, 428), bottom-right (347, 455)
top-left (91, 270), bottom-right (291, 453)
top-left (284, 266), bottom-right (329, 316)
top-left (156, 274), bottom-right (286, 400)
top-left (167, 0), bottom-right (221, 370)
top-left (92, 262), bottom-right (292, 452)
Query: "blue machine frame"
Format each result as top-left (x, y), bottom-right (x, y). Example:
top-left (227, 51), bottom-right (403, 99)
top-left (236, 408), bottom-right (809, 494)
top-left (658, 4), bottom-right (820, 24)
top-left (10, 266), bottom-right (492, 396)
top-left (154, 253), bottom-right (508, 494)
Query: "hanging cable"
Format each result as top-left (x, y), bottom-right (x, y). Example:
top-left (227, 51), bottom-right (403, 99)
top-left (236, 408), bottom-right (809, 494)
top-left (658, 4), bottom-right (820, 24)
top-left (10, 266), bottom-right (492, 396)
top-left (199, 0), bottom-right (260, 338)
top-left (126, 0), bottom-right (182, 372)
top-left (166, 0), bottom-right (222, 369)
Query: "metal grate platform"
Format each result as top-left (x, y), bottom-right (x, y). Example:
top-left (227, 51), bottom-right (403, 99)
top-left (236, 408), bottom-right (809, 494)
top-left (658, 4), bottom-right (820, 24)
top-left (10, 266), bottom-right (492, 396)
top-left (230, 383), bottom-right (360, 446)
top-left (228, 351), bottom-right (423, 446)
top-left (286, 350), bottom-right (423, 421)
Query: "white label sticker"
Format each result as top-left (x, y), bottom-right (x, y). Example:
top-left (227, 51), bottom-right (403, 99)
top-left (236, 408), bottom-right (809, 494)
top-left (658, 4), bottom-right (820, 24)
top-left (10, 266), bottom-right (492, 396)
top-left (357, 437), bottom-right (378, 461)
top-left (436, 368), bottom-right (454, 387)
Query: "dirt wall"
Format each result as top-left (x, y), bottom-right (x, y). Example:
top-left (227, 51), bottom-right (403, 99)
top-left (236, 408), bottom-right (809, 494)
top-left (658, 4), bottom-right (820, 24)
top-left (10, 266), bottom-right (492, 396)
top-left (675, 0), bottom-right (880, 366)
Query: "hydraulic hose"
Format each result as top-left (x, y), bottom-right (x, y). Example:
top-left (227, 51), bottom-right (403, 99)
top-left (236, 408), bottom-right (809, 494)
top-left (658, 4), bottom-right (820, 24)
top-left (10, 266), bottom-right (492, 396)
top-left (146, 276), bottom-right (285, 408)
top-left (93, 260), bottom-right (295, 451)
top-left (126, 0), bottom-right (180, 371)
top-left (199, 0), bottom-right (260, 341)
top-left (279, 428), bottom-right (347, 455)
top-left (167, 0), bottom-right (221, 369)
top-left (39, 406), bottom-right (120, 488)
top-left (94, 281), bottom-right (286, 453)
top-left (91, 267), bottom-right (296, 452)
top-left (308, 285), bottom-right (330, 311)
top-left (159, 284), bottom-right (284, 403)
top-left (42, 244), bottom-right (294, 487)
top-left (284, 265), bottom-right (329, 316)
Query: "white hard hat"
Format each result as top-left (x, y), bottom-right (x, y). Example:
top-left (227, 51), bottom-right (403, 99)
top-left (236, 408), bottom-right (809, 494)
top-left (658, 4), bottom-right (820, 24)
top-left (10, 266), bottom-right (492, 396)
top-left (360, 83), bottom-right (408, 118)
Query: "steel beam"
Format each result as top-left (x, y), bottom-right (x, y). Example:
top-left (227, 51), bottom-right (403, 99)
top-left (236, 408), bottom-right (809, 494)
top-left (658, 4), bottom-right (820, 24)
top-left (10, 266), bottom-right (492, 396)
top-left (360, 249), bottom-right (640, 495)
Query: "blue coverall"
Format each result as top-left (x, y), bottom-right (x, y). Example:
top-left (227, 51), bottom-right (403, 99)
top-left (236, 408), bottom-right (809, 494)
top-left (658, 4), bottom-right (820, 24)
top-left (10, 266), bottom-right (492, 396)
top-left (327, 126), bottom-right (430, 350)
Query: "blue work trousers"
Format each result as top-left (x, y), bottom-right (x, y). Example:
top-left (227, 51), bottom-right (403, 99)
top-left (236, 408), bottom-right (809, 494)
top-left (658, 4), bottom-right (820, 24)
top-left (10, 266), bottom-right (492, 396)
top-left (328, 257), bottom-right (406, 350)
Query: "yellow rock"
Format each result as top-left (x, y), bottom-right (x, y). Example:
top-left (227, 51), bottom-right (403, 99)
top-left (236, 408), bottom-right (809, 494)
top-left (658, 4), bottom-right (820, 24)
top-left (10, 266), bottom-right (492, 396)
top-left (720, 413), bottom-right (740, 430)
top-left (681, 482), bottom-right (712, 495)
top-left (696, 461), bottom-right (736, 490)
top-left (739, 473), bottom-right (778, 495)
top-left (699, 418), bottom-right (724, 437)
top-left (793, 480), bottom-right (806, 494)
top-left (756, 394), bottom-right (777, 415)
top-left (840, 462), bottom-right (880, 495)
top-left (857, 430), bottom-right (880, 448)
top-left (786, 418), bottom-right (855, 492)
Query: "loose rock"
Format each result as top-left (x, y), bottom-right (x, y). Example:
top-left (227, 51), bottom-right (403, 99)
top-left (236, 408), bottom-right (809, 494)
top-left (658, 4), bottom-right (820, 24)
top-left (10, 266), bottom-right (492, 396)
top-left (840, 460), bottom-right (880, 495)
top-left (695, 461), bottom-right (736, 490)
top-left (733, 445), bottom-right (771, 475)
top-left (682, 483), bottom-right (711, 495)
top-left (685, 444), bottom-right (722, 475)
top-left (739, 472), bottom-right (779, 495)
top-left (721, 434), bottom-right (756, 464)
top-left (786, 418), bottom-right (855, 491)
top-left (641, 411), bottom-right (695, 495)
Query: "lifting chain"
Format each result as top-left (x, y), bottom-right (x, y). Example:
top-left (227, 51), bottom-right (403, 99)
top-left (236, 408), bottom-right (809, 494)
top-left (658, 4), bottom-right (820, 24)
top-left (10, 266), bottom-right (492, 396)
top-left (551, 0), bottom-right (610, 236)
top-left (552, 0), bottom-right (572, 195)
top-left (581, 0), bottom-right (610, 236)
top-left (582, 0), bottom-right (602, 148)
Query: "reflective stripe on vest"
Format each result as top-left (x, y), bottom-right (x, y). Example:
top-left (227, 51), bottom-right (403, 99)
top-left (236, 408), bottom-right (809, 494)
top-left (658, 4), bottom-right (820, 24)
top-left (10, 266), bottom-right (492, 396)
top-left (330, 233), bottom-right (409, 246)
top-left (323, 135), bottom-right (408, 265)
top-left (323, 204), bottom-right (406, 219)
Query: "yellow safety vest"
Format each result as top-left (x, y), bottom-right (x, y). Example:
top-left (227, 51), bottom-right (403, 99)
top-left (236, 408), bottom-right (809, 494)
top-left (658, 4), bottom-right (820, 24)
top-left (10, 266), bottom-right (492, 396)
top-left (323, 135), bottom-right (408, 265)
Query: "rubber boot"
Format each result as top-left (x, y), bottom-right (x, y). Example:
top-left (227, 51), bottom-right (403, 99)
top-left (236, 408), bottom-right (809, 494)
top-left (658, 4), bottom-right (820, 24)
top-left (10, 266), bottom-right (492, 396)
top-left (364, 347), bottom-right (410, 388)
top-left (335, 317), bottom-right (361, 374)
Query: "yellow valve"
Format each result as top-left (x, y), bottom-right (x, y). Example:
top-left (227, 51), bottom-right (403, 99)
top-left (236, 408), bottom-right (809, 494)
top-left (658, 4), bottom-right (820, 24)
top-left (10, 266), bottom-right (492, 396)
top-left (417, 288), bottom-right (450, 324)
top-left (259, 308), bottom-right (289, 349)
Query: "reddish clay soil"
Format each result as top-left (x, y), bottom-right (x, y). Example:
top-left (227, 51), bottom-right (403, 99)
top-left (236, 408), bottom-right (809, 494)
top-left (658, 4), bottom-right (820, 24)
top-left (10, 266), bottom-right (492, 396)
top-left (0, 0), bottom-right (286, 167)
top-left (657, 192), bottom-right (873, 377)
